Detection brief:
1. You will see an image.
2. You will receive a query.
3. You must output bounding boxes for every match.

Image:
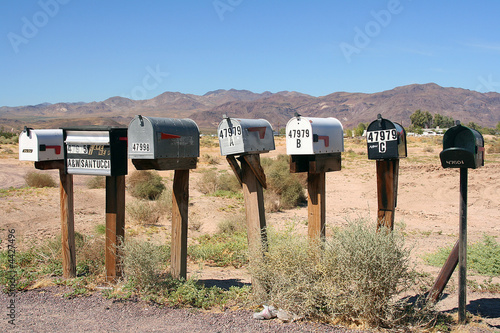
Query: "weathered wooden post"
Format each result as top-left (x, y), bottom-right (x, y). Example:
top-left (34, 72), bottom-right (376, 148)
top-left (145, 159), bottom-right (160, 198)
top-left (286, 115), bottom-right (344, 241)
top-left (366, 114), bottom-right (407, 230)
top-left (430, 121), bottom-right (484, 323)
top-left (218, 116), bottom-right (274, 290)
top-left (20, 128), bottom-right (77, 278)
top-left (63, 126), bottom-right (128, 282)
top-left (127, 115), bottom-right (199, 280)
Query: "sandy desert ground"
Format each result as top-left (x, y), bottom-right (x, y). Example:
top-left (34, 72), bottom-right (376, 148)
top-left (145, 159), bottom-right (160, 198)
top-left (0, 135), bottom-right (499, 329)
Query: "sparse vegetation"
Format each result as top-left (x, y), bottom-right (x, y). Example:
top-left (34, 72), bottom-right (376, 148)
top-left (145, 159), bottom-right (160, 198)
top-left (424, 235), bottom-right (500, 276)
top-left (251, 219), bottom-right (433, 328)
top-left (24, 171), bottom-right (57, 188)
top-left (127, 170), bottom-right (165, 200)
top-left (197, 169), bottom-right (241, 195)
top-left (262, 155), bottom-right (306, 211)
top-left (86, 176), bottom-right (106, 189)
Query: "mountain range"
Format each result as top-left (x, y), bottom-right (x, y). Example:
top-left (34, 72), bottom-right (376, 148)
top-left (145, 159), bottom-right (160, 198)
top-left (1, 83), bottom-right (499, 132)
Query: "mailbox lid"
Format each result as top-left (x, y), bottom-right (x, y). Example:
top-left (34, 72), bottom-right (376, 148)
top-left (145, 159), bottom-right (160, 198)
top-left (366, 117), bottom-right (407, 160)
top-left (440, 124), bottom-right (484, 169)
top-left (62, 126), bottom-right (127, 176)
top-left (218, 118), bottom-right (275, 156)
top-left (286, 117), bottom-right (344, 155)
top-left (128, 116), bottom-right (200, 159)
top-left (19, 128), bottom-right (64, 161)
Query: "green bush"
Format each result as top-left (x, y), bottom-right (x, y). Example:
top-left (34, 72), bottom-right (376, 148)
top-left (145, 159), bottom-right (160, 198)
top-left (251, 219), bottom-right (427, 328)
top-left (424, 235), bottom-right (500, 276)
top-left (188, 232), bottom-right (248, 268)
top-left (127, 170), bottom-right (165, 200)
top-left (24, 171), bottom-right (57, 188)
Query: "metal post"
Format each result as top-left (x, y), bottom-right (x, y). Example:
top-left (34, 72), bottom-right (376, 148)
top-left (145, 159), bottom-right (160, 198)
top-left (458, 168), bottom-right (468, 324)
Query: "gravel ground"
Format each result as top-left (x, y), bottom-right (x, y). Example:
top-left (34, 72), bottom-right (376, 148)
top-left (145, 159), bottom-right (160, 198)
top-left (1, 287), bottom-right (362, 333)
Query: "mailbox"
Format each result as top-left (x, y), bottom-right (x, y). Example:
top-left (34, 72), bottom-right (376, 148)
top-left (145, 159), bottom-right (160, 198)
top-left (366, 115), bottom-right (407, 160)
top-left (19, 128), bottom-right (64, 161)
top-left (440, 122), bottom-right (484, 169)
top-left (128, 115), bottom-right (199, 159)
top-left (62, 126), bottom-right (128, 176)
top-left (218, 117), bottom-right (275, 156)
top-left (286, 116), bottom-right (344, 155)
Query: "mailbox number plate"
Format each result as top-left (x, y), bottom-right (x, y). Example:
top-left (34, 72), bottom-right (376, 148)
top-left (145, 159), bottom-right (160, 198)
top-left (219, 126), bottom-right (242, 139)
top-left (367, 129), bottom-right (397, 143)
top-left (288, 129), bottom-right (310, 139)
top-left (131, 142), bottom-right (151, 152)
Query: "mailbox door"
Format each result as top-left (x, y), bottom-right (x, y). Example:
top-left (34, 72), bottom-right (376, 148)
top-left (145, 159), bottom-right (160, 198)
top-left (218, 119), bottom-right (245, 155)
top-left (286, 117), bottom-right (314, 155)
top-left (19, 129), bottom-right (64, 161)
top-left (240, 119), bottom-right (275, 154)
top-left (366, 119), bottom-right (402, 160)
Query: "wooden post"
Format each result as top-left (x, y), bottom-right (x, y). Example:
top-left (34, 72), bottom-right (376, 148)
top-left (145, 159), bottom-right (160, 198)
top-left (307, 172), bottom-right (326, 241)
top-left (376, 159), bottom-right (399, 230)
top-left (59, 169), bottom-right (76, 278)
top-left (240, 155), bottom-right (267, 293)
top-left (428, 240), bottom-right (459, 303)
top-left (458, 168), bottom-right (468, 324)
top-left (105, 175), bottom-right (125, 282)
top-left (171, 169), bottom-right (189, 279)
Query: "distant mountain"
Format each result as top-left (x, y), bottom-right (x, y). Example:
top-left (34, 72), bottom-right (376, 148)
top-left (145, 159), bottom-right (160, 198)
top-left (1, 84), bottom-right (499, 131)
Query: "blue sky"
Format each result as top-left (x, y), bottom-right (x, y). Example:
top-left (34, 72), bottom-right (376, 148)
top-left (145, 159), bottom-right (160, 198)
top-left (1, 0), bottom-right (500, 106)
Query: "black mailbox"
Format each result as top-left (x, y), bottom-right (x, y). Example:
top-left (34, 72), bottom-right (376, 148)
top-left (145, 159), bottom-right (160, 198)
top-left (62, 126), bottom-right (128, 176)
top-left (440, 122), bottom-right (484, 169)
top-left (366, 115), bottom-right (407, 160)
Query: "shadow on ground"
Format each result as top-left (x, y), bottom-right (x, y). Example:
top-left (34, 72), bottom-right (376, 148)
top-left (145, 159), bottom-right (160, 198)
top-left (199, 278), bottom-right (250, 290)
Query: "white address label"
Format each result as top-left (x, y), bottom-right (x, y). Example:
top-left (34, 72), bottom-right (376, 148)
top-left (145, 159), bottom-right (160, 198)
top-left (131, 142), bottom-right (150, 152)
top-left (367, 129), bottom-right (397, 143)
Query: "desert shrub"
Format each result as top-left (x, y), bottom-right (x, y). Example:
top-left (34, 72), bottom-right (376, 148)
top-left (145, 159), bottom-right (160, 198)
top-left (127, 170), bottom-right (165, 200)
top-left (200, 135), bottom-right (218, 148)
top-left (202, 153), bottom-right (219, 165)
top-left (86, 176), bottom-right (106, 189)
top-left (156, 188), bottom-right (172, 216)
top-left (262, 155), bottom-right (306, 210)
top-left (119, 238), bottom-right (170, 292)
top-left (24, 171), bottom-right (57, 188)
top-left (217, 213), bottom-right (246, 234)
top-left (252, 219), bottom-right (427, 328)
top-left (422, 146), bottom-right (434, 153)
top-left (197, 169), bottom-right (240, 195)
top-left (126, 199), bottom-right (161, 225)
top-left (486, 138), bottom-right (500, 153)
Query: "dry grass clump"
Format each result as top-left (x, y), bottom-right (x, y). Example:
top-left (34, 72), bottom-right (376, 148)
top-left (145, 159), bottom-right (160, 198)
top-left (127, 170), bottom-right (165, 200)
top-left (202, 153), bottom-right (219, 165)
top-left (197, 169), bottom-right (240, 195)
top-left (262, 155), bottom-right (306, 210)
top-left (24, 171), bottom-right (57, 188)
top-left (252, 219), bottom-right (434, 328)
top-left (127, 188), bottom-right (172, 225)
top-left (86, 176), bottom-right (106, 189)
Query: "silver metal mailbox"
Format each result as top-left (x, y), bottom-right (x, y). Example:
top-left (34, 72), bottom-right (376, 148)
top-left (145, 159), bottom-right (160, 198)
top-left (19, 128), bottom-right (64, 161)
top-left (286, 116), bottom-right (344, 155)
top-left (218, 117), bottom-right (275, 156)
top-left (128, 115), bottom-right (199, 160)
top-left (63, 126), bottom-right (128, 176)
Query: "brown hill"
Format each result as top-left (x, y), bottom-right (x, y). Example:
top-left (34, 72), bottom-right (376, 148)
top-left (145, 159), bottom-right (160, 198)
top-left (1, 84), bottom-right (499, 132)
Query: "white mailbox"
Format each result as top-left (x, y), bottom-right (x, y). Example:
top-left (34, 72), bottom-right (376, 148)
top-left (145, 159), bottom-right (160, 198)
top-left (218, 117), bottom-right (275, 156)
top-left (286, 116), bottom-right (344, 155)
top-left (19, 128), bottom-right (64, 161)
